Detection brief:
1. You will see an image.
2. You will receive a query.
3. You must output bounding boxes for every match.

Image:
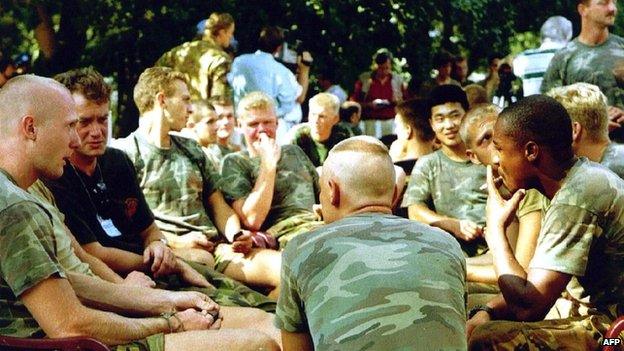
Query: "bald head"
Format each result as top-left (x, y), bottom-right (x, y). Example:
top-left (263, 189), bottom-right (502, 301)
top-left (323, 136), bottom-right (396, 208)
top-left (0, 75), bottom-right (74, 136)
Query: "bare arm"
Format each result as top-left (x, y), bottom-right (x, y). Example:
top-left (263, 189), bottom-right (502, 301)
top-left (408, 202), bottom-right (482, 241)
top-left (483, 167), bottom-right (570, 321)
top-left (21, 276), bottom-right (173, 345)
top-left (82, 241), bottom-right (147, 274)
top-left (69, 232), bottom-right (123, 284)
top-left (66, 271), bottom-right (175, 316)
top-left (233, 135), bottom-right (280, 231)
top-left (207, 191), bottom-right (241, 242)
top-left (282, 330), bottom-right (314, 351)
top-left (295, 53), bottom-right (311, 103)
top-left (138, 222), bottom-right (177, 277)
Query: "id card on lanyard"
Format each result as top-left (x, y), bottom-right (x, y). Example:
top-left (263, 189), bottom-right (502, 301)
top-left (98, 215), bottom-right (123, 237)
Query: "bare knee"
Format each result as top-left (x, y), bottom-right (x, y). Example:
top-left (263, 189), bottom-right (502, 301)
top-left (243, 332), bottom-right (280, 351)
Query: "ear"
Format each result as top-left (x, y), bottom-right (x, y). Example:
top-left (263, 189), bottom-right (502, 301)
top-left (406, 124), bottom-right (414, 139)
top-left (328, 178), bottom-right (341, 207)
top-left (466, 148), bottom-right (482, 165)
top-left (577, 2), bottom-right (586, 17)
top-left (571, 122), bottom-right (582, 142)
top-left (156, 91), bottom-right (166, 108)
top-left (20, 115), bottom-right (37, 141)
top-left (525, 141), bottom-right (539, 162)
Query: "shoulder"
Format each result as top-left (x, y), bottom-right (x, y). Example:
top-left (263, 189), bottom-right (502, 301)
top-left (554, 159), bottom-right (624, 207)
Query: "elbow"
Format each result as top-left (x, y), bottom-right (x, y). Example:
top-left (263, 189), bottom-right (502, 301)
top-left (243, 217), bottom-right (263, 232)
top-left (511, 304), bottom-right (548, 322)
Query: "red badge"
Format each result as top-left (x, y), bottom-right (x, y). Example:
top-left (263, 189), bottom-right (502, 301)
top-left (124, 198), bottom-right (138, 219)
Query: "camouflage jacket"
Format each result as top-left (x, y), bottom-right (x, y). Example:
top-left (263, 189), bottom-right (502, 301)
top-left (156, 39), bottom-right (232, 101)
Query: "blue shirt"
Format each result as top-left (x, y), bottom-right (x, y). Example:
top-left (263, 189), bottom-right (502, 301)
top-left (228, 50), bottom-right (302, 122)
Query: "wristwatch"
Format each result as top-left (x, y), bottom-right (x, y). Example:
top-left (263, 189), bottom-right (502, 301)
top-left (468, 305), bottom-right (494, 319)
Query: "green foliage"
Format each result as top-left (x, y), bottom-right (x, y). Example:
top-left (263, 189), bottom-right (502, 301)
top-left (2, 0), bottom-right (622, 136)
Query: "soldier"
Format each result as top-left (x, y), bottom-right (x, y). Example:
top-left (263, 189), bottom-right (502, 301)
top-left (43, 67), bottom-right (275, 311)
top-left (547, 82), bottom-right (624, 179)
top-left (401, 84), bottom-right (488, 256)
top-left (0, 74), bottom-right (279, 351)
top-left (276, 136), bottom-right (466, 350)
top-left (111, 67), bottom-right (247, 268)
top-left (541, 0), bottom-right (624, 140)
top-left (218, 91), bottom-right (322, 291)
top-left (467, 95), bottom-right (624, 350)
top-left (157, 12), bottom-right (234, 102)
top-left (459, 104), bottom-right (544, 302)
top-left (287, 92), bottom-right (351, 167)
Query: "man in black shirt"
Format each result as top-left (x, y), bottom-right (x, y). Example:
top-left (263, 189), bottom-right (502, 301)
top-left (44, 67), bottom-right (275, 311)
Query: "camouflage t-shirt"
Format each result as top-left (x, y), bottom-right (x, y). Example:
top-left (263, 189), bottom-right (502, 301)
top-left (337, 121), bottom-right (362, 137)
top-left (27, 180), bottom-right (93, 276)
top-left (401, 149), bottom-right (487, 224)
top-left (530, 158), bottom-right (624, 317)
top-left (111, 132), bottom-right (221, 238)
top-left (288, 123), bottom-right (351, 167)
top-left (276, 212), bottom-right (467, 350)
top-left (541, 34), bottom-right (624, 109)
top-left (599, 142), bottom-right (624, 179)
top-left (0, 170), bottom-right (66, 338)
top-left (156, 39), bottom-right (232, 101)
top-left (203, 143), bottom-right (235, 171)
top-left (219, 144), bottom-right (319, 232)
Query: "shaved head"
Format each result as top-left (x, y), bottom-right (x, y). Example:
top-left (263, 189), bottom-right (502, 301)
top-left (322, 136), bottom-right (396, 219)
top-left (0, 75), bottom-right (73, 136)
top-left (0, 74), bottom-right (79, 187)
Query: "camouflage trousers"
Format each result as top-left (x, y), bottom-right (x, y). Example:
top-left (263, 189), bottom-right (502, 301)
top-left (156, 260), bottom-right (276, 313)
top-left (469, 314), bottom-right (612, 351)
top-left (266, 212), bottom-right (324, 249)
top-left (114, 333), bottom-right (164, 351)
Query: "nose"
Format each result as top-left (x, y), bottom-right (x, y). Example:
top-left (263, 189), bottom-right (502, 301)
top-left (491, 152), bottom-right (500, 166)
top-left (69, 127), bottom-right (81, 150)
top-left (89, 121), bottom-right (103, 137)
top-left (443, 117), bottom-right (455, 129)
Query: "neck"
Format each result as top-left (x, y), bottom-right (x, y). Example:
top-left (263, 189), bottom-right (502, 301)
top-left (578, 22), bottom-right (609, 46)
top-left (538, 156), bottom-right (578, 199)
top-left (139, 110), bottom-right (171, 148)
top-left (0, 150), bottom-right (37, 189)
top-left (576, 139), bottom-right (610, 162)
top-left (349, 204), bottom-right (393, 217)
top-left (441, 143), bottom-right (468, 162)
top-left (70, 152), bottom-right (98, 176)
top-left (404, 139), bottom-right (434, 159)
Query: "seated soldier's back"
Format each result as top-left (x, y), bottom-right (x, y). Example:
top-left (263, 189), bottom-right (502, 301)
top-left (277, 212), bottom-right (466, 350)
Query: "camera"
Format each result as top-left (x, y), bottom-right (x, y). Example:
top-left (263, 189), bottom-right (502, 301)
top-left (278, 39), bottom-right (302, 65)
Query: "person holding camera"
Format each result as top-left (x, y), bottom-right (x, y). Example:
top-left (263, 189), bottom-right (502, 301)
top-left (228, 26), bottom-right (312, 144)
top-left (351, 48), bottom-right (406, 139)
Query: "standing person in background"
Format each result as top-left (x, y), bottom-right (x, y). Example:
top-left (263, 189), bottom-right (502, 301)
top-left (157, 12), bottom-right (235, 102)
top-left (541, 0), bottom-right (624, 140)
top-left (351, 49), bottom-right (406, 138)
top-left (452, 55), bottom-right (473, 87)
top-left (513, 16), bottom-right (573, 97)
top-left (228, 26), bottom-right (312, 144)
top-left (419, 50), bottom-right (461, 97)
